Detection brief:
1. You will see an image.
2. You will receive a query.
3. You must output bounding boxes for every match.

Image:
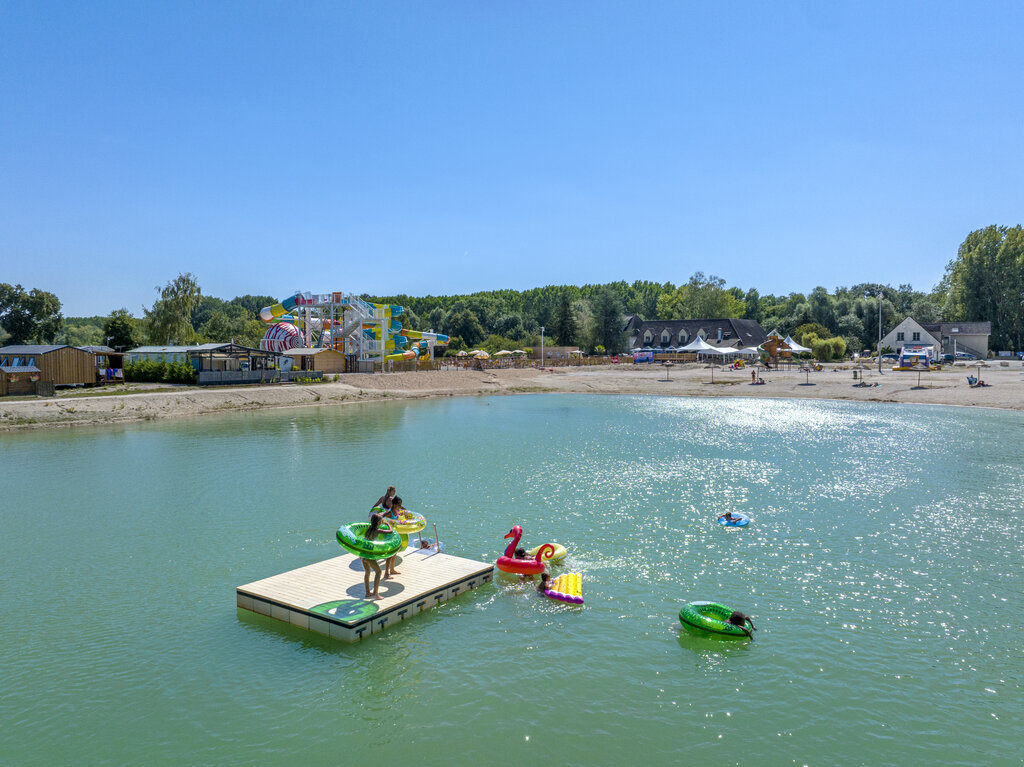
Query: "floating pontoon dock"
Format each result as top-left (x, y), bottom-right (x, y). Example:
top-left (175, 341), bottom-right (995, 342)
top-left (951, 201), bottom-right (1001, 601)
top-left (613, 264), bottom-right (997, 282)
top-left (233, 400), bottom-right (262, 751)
top-left (236, 546), bottom-right (493, 642)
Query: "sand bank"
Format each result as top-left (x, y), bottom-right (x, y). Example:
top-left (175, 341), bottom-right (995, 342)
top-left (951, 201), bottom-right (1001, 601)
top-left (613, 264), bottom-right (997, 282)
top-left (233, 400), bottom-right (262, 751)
top-left (1, 362), bottom-right (1022, 431)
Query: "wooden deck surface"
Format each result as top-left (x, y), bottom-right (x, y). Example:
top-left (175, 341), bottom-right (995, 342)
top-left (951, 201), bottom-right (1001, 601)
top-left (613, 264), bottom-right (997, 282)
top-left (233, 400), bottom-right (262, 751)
top-left (237, 546), bottom-right (493, 636)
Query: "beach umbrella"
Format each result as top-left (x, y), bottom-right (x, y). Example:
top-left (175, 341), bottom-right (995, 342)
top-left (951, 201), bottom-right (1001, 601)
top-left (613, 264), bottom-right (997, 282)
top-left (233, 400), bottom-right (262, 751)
top-left (661, 361), bottom-right (674, 380)
top-left (474, 351), bottom-right (490, 359)
top-left (456, 350), bottom-right (468, 357)
top-left (495, 350), bottom-right (512, 356)
top-left (512, 349), bottom-right (526, 355)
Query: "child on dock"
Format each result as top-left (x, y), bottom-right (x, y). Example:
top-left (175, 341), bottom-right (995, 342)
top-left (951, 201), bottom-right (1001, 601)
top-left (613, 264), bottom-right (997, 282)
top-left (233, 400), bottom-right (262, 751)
top-left (361, 512), bottom-right (392, 600)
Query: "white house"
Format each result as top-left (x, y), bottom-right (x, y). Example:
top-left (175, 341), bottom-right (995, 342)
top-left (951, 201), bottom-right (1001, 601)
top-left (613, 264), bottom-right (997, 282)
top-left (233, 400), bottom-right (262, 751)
top-left (881, 318), bottom-right (992, 358)
top-left (881, 319), bottom-right (940, 356)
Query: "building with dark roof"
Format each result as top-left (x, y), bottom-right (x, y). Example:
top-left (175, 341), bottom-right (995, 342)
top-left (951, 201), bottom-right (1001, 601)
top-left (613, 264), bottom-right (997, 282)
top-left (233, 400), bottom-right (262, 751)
top-left (624, 315), bottom-right (768, 350)
top-left (0, 344), bottom-right (96, 394)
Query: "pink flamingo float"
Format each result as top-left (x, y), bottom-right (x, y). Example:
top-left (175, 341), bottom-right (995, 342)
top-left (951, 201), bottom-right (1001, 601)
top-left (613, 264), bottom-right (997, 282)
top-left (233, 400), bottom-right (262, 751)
top-left (496, 525), bottom-right (555, 575)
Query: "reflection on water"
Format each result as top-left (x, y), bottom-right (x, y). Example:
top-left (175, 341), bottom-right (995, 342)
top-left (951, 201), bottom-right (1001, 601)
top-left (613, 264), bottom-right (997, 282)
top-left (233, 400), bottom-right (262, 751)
top-left (1, 394), bottom-right (1022, 765)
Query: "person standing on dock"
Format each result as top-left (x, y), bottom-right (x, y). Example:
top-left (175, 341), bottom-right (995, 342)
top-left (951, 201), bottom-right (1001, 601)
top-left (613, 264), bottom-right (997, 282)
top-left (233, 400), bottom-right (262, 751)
top-left (361, 512), bottom-right (391, 600)
top-left (382, 497), bottom-right (405, 578)
top-left (372, 486), bottom-right (397, 514)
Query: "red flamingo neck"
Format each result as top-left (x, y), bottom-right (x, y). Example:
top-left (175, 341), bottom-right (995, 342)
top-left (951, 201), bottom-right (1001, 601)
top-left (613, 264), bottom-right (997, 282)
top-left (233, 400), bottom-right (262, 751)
top-left (503, 527), bottom-right (522, 558)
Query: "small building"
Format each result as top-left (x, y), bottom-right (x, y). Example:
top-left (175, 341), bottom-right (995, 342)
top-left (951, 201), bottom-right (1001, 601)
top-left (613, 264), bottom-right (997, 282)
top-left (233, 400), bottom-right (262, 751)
top-left (124, 345), bottom-right (198, 364)
top-left (625, 317), bottom-right (768, 351)
top-left (0, 365), bottom-right (42, 396)
top-left (0, 345), bottom-right (97, 393)
top-left (882, 319), bottom-right (991, 359)
top-left (282, 347), bottom-right (348, 374)
top-left (78, 345), bottom-right (125, 383)
top-left (921, 322), bottom-right (991, 359)
top-left (881, 318), bottom-right (940, 357)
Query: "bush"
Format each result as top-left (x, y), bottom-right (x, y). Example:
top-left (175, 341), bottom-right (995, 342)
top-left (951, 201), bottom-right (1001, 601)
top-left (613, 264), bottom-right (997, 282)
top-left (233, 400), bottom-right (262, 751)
top-left (810, 336), bottom-right (847, 362)
top-left (125, 359), bottom-right (197, 384)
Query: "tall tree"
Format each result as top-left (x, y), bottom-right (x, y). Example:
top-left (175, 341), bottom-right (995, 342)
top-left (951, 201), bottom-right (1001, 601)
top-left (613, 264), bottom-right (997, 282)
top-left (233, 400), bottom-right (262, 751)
top-left (145, 273), bottom-right (202, 344)
top-left (0, 283), bottom-right (64, 344)
top-left (942, 225), bottom-right (1024, 350)
top-left (550, 290), bottom-right (578, 345)
top-left (656, 273), bottom-right (744, 320)
top-left (102, 308), bottom-right (140, 350)
top-left (587, 286), bottom-right (626, 353)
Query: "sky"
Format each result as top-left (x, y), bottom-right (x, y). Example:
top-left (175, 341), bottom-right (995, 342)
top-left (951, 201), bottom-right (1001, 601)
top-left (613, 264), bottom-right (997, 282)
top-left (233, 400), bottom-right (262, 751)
top-left (2, 1), bottom-right (1022, 316)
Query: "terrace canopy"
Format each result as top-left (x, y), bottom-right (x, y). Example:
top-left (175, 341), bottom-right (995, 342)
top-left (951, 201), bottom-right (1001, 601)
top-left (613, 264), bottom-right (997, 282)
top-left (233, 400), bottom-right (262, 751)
top-left (783, 336), bottom-right (812, 353)
top-left (679, 337), bottom-right (720, 353)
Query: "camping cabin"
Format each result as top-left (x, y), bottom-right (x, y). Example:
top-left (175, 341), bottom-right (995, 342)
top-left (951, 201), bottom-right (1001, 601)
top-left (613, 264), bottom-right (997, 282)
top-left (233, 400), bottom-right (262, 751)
top-left (78, 345), bottom-right (125, 384)
top-left (282, 347), bottom-right (348, 374)
top-left (0, 345), bottom-right (96, 395)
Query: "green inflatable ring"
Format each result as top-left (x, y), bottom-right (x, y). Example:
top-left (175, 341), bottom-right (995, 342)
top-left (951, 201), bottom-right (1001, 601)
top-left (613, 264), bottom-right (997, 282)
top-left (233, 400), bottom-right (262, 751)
top-left (336, 522), bottom-right (402, 560)
top-left (678, 601), bottom-right (750, 638)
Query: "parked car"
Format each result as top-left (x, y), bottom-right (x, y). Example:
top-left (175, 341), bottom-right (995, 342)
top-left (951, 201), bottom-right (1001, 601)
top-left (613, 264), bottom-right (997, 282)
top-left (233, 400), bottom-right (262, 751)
top-left (941, 353), bottom-right (954, 362)
top-left (880, 353), bottom-right (898, 361)
top-left (955, 351), bottom-right (977, 360)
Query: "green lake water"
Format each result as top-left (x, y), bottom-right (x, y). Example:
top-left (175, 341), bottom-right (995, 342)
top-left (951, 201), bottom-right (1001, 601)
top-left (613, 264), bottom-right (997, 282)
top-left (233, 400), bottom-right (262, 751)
top-left (1, 394), bottom-right (1022, 766)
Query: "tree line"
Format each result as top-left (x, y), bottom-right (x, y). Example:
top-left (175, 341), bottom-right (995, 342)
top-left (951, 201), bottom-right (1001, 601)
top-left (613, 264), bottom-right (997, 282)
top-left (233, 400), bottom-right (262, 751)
top-left (2, 225), bottom-right (1020, 356)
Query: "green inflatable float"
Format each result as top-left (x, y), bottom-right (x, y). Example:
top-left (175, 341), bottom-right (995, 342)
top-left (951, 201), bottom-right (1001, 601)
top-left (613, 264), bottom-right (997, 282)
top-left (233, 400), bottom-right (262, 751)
top-left (336, 522), bottom-right (402, 560)
top-left (678, 601), bottom-right (752, 638)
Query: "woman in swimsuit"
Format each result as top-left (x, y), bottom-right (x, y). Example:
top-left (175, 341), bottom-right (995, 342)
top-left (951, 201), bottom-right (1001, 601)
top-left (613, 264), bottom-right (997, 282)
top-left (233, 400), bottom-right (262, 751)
top-left (361, 512), bottom-right (392, 600)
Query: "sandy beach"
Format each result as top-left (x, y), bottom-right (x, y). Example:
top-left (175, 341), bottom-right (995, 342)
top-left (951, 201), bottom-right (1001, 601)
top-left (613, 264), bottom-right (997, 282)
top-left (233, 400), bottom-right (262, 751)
top-left (1, 361), bottom-right (1022, 431)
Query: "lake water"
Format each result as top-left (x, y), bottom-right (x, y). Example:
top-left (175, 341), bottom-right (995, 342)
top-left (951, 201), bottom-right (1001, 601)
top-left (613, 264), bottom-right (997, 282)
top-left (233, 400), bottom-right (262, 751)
top-left (1, 394), bottom-right (1022, 766)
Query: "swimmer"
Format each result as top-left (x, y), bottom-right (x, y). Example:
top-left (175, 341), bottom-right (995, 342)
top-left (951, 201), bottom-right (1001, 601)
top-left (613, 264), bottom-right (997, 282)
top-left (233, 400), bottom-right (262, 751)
top-left (726, 610), bottom-right (757, 639)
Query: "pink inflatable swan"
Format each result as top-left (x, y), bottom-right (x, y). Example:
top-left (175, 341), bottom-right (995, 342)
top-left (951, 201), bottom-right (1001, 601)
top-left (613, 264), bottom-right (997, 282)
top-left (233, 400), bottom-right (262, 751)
top-left (496, 525), bottom-right (555, 575)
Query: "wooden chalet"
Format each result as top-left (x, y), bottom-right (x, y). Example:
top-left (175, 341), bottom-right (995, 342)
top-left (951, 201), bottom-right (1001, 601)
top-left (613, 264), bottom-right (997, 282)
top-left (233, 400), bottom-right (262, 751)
top-left (0, 345), bottom-right (96, 395)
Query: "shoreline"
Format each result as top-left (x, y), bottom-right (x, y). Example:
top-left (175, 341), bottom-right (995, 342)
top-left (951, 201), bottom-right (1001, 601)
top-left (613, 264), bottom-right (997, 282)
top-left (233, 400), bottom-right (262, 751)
top-left (2, 362), bottom-right (1022, 431)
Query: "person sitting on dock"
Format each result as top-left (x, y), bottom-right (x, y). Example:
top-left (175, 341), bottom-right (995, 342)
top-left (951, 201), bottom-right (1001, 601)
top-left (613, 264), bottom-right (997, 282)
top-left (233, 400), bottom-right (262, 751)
top-left (361, 512), bottom-right (393, 600)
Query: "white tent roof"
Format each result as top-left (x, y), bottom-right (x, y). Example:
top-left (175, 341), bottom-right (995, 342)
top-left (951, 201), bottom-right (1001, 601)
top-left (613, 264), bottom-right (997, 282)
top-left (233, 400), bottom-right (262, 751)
top-left (679, 336), bottom-right (720, 352)
top-left (783, 335), bottom-right (812, 353)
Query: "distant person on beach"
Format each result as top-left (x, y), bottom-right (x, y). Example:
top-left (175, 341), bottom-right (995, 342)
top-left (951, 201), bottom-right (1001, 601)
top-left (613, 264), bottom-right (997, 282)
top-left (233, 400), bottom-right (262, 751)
top-left (751, 370), bottom-right (756, 383)
top-left (727, 610), bottom-right (757, 638)
top-left (373, 486), bottom-right (397, 513)
top-left (361, 512), bottom-right (392, 600)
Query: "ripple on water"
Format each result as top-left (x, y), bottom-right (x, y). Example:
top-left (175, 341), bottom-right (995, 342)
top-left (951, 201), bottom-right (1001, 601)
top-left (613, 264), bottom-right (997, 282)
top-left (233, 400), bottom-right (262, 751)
top-left (1, 395), bottom-right (1022, 765)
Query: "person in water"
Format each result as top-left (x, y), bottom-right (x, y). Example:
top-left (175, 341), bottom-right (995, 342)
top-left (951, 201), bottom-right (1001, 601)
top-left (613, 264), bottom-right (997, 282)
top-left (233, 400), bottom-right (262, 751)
top-left (727, 610), bottom-right (757, 639)
top-left (515, 547), bottom-right (527, 559)
top-left (361, 512), bottom-right (392, 600)
top-left (537, 572), bottom-right (553, 593)
top-left (373, 486), bottom-right (397, 513)
top-left (718, 512), bottom-right (739, 523)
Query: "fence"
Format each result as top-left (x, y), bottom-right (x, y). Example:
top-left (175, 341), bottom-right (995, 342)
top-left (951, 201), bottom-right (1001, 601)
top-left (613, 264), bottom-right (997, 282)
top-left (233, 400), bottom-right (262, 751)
top-left (197, 370), bottom-right (323, 386)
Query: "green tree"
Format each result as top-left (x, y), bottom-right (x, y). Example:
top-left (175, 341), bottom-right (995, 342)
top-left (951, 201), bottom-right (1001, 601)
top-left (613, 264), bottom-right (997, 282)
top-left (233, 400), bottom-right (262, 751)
top-left (587, 286), bottom-right (626, 353)
top-left (792, 322), bottom-right (830, 347)
top-left (656, 273), bottom-right (744, 320)
top-left (0, 283), bottom-right (64, 343)
top-left (551, 290), bottom-right (578, 346)
top-left (103, 309), bottom-right (140, 350)
top-left (941, 225), bottom-right (1024, 350)
top-left (447, 309), bottom-right (485, 347)
top-left (145, 273), bottom-right (202, 344)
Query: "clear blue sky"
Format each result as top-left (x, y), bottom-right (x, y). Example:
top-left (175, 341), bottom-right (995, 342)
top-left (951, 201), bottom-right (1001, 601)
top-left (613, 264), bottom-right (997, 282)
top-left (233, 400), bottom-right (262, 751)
top-left (2, 1), bottom-right (1022, 316)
